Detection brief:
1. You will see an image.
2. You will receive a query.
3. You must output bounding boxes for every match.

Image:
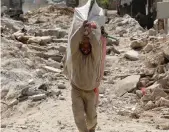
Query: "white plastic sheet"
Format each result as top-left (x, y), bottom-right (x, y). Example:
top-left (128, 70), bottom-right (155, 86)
top-left (64, 0), bottom-right (106, 90)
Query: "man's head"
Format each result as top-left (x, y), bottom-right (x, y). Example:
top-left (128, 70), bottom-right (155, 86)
top-left (79, 36), bottom-right (92, 55)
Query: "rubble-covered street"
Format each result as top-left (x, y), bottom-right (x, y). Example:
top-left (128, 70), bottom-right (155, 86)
top-left (1, 3), bottom-right (169, 132)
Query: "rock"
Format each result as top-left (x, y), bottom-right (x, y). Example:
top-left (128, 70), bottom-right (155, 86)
top-left (59, 96), bottom-right (65, 100)
top-left (115, 27), bottom-right (127, 36)
top-left (38, 84), bottom-right (48, 91)
top-left (9, 99), bottom-right (19, 107)
top-left (28, 79), bottom-right (35, 84)
top-left (58, 84), bottom-right (66, 89)
top-left (52, 39), bottom-right (67, 43)
top-left (29, 94), bottom-right (47, 101)
top-left (49, 89), bottom-right (61, 96)
top-left (1, 123), bottom-right (7, 128)
top-left (21, 87), bottom-right (40, 96)
top-left (141, 68), bottom-right (155, 76)
top-left (136, 90), bottom-right (143, 98)
top-left (27, 36), bottom-right (52, 45)
top-left (143, 44), bottom-right (153, 53)
top-left (146, 83), bottom-right (161, 91)
top-left (99, 86), bottom-right (106, 94)
top-left (28, 45), bottom-right (48, 51)
top-left (107, 38), bottom-right (113, 46)
top-left (158, 123), bottom-right (169, 130)
top-left (36, 29), bottom-right (67, 38)
top-left (156, 97), bottom-right (169, 107)
top-left (6, 88), bottom-right (19, 100)
top-left (42, 66), bottom-right (61, 73)
top-left (47, 59), bottom-right (61, 69)
top-left (141, 94), bottom-right (152, 102)
top-left (124, 50), bottom-right (139, 61)
top-left (144, 101), bottom-right (155, 110)
top-left (1, 18), bottom-right (23, 32)
top-left (163, 46), bottom-right (169, 61)
top-left (58, 45), bottom-right (66, 53)
top-left (1, 89), bottom-right (9, 99)
top-left (130, 40), bottom-right (147, 49)
top-left (148, 29), bottom-right (156, 36)
top-left (115, 75), bottom-right (140, 97)
top-left (151, 87), bottom-right (167, 101)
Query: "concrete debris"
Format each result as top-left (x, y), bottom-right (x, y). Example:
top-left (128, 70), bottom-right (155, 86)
top-left (49, 89), bottom-right (61, 96)
top-left (42, 66), bottom-right (61, 73)
top-left (1, 89), bottom-right (9, 99)
top-left (52, 39), bottom-right (68, 43)
top-left (58, 84), bottom-right (66, 89)
top-left (157, 123), bottom-right (169, 130)
top-left (27, 36), bottom-right (52, 45)
top-left (9, 99), bottom-right (19, 107)
top-left (148, 29), bottom-right (156, 36)
top-left (124, 50), bottom-right (139, 61)
top-left (156, 97), bottom-right (169, 107)
top-left (163, 46), bottom-right (169, 61)
top-left (130, 40), bottom-right (147, 49)
top-left (144, 101), bottom-right (155, 110)
top-left (136, 90), bottom-right (143, 98)
top-left (151, 87), bottom-right (168, 101)
top-left (29, 94), bottom-right (47, 101)
top-left (58, 45), bottom-right (66, 53)
top-left (115, 75), bottom-right (140, 96)
top-left (143, 43), bottom-right (153, 53)
top-left (35, 29), bottom-right (67, 38)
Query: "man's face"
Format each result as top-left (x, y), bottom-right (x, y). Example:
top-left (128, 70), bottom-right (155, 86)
top-left (79, 37), bottom-right (91, 55)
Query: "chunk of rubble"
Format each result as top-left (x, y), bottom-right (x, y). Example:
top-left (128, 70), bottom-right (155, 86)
top-left (148, 29), bottom-right (156, 36)
top-left (115, 75), bottom-right (140, 97)
top-left (130, 40), bottom-right (147, 49)
top-left (163, 46), bottom-right (169, 61)
top-left (36, 29), bottom-right (67, 38)
top-left (42, 66), bottom-right (61, 73)
top-left (29, 94), bottom-right (47, 101)
top-left (27, 36), bottom-right (52, 45)
top-left (143, 43), bottom-right (153, 53)
top-left (58, 84), bottom-right (66, 89)
top-left (156, 97), bottom-right (169, 107)
top-left (151, 87), bottom-right (168, 101)
top-left (144, 101), bottom-right (156, 110)
top-left (124, 50), bottom-right (139, 61)
top-left (9, 99), bottom-right (19, 107)
top-left (58, 45), bottom-right (66, 53)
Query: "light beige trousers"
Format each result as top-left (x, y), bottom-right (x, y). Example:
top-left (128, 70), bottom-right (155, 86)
top-left (71, 83), bottom-right (97, 132)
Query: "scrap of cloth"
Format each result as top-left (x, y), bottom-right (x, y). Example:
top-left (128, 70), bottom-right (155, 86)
top-left (64, 0), bottom-right (106, 91)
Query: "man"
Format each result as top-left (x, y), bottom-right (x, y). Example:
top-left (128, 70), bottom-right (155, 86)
top-left (63, 1), bottom-right (106, 132)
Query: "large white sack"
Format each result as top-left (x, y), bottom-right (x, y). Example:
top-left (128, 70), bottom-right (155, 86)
top-left (65, 0), bottom-right (106, 90)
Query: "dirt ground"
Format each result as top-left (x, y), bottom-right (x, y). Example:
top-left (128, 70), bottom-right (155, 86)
top-left (1, 5), bottom-right (169, 132)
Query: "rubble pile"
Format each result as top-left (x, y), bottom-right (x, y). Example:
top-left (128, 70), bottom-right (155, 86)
top-left (1, 6), bottom-right (70, 114)
top-left (107, 14), bottom-right (145, 37)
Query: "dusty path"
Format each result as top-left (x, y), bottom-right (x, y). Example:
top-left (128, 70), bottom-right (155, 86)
top-left (1, 82), bottom-right (165, 132)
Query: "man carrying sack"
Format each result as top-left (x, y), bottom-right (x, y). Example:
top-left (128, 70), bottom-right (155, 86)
top-left (63, 0), bottom-right (106, 132)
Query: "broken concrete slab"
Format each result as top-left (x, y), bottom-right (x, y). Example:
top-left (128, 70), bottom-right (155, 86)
top-left (52, 39), bottom-right (67, 43)
top-left (130, 40), bottom-right (147, 49)
top-left (124, 50), bottom-right (139, 61)
top-left (156, 97), bottom-right (169, 107)
top-left (42, 66), bottom-right (61, 73)
top-left (29, 94), bottom-right (47, 101)
top-left (115, 75), bottom-right (140, 97)
top-left (27, 36), bottom-right (52, 45)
